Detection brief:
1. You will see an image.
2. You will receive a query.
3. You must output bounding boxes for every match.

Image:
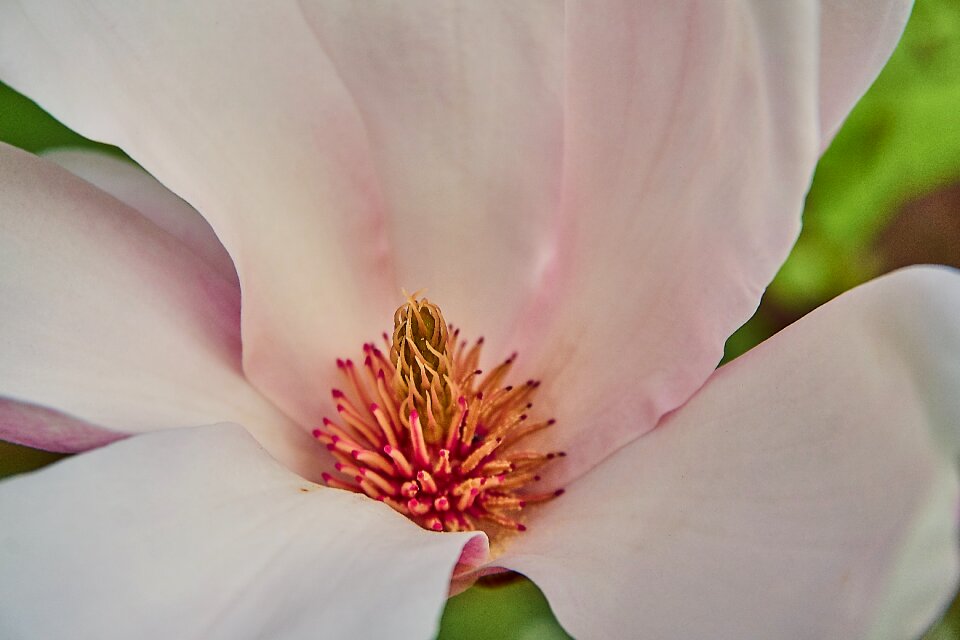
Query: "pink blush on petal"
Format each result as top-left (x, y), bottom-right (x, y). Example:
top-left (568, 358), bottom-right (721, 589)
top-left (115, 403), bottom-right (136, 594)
top-left (0, 398), bottom-right (125, 453)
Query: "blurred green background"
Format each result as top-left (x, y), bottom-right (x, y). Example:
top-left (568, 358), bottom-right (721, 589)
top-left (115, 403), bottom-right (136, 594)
top-left (1, 1), bottom-right (959, 637)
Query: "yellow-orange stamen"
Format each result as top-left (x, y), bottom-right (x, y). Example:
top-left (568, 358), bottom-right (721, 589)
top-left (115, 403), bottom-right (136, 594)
top-left (317, 295), bottom-right (563, 540)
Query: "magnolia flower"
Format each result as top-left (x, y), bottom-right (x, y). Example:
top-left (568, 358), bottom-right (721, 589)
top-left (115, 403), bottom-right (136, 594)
top-left (1, 2), bottom-right (958, 638)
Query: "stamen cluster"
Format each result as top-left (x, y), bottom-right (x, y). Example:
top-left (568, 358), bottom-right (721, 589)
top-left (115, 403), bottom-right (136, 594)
top-left (315, 296), bottom-right (563, 536)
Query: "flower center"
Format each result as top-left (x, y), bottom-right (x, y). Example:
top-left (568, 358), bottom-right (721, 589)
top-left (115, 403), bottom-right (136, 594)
top-left (315, 295), bottom-right (563, 537)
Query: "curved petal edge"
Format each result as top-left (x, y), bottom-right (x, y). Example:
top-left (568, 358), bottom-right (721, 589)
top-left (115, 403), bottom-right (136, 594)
top-left (0, 423), bottom-right (488, 640)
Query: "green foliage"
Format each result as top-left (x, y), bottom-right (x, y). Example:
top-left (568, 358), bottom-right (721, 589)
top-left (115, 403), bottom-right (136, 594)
top-left (0, 82), bottom-right (117, 155)
top-left (0, 441), bottom-right (63, 477)
top-left (438, 577), bottom-right (571, 640)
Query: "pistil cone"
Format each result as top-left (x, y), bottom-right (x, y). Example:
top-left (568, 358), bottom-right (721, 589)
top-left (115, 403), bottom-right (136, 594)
top-left (391, 296), bottom-right (453, 444)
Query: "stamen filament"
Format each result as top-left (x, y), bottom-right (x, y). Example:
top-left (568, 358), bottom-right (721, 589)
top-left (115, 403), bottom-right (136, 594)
top-left (370, 403), bottom-right (400, 449)
top-left (417, 470), bottom-right (439, 494)
top-left (321, 472), bottom-right (358, 492)
top-left (360, 467), bottom-right (400, 497)
top-left (352, 450), bottom-right (395, 476)
top-left (318, 295), bottom-right (563, 540)
top-left (384, 445), bottom-right (415, 478)
top-left (408, 410), bottom-right (431, 467)
top-left (341, 359), bottom-right (373, 415)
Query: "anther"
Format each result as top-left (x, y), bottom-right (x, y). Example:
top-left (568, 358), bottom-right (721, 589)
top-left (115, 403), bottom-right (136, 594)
top-left (319, 295), bottom-right (564, 540)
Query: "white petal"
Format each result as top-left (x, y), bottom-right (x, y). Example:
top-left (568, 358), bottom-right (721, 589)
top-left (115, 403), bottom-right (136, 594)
top-left (0, 2), bottom-right (571, 428)
top-left (0, 423), bottom-right (487, 640)
top-left (818, 0), bottom-right (914, 148)
top-left (42, 148), bottom-right (238, 284)
top-left (295, 2), bottom-right (564, 347)
top-left (500, 267), bottom-right (960, 639)
top-left (516, 2), bottom-right (913, 483)
top-left (0, 143), bottom-right (318, 478)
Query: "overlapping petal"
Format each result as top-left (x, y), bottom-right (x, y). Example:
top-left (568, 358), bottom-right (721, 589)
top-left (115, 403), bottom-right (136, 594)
top-left (0, 398), bottom-right (121, 452)
top-left (515, 1), bottom-right (915, 483)
top-left (42, 148), bottom-right (238, 284)
top-left (818, 0), bottom-right (913, 148)
top-left (0, 3), bottom-right (914, 483)
top-left (0, 423), bottom-right (488, 640)
top-left (0, 1), bottom-right (569, 429)
top-left (0, 1), bottom-right (398, 427)
top-left (0, 143), bottom-right (319, 477)
top-left (500, 267), bottom-right (960, 639)
top-left (295, 1), bottom-right (565, 346)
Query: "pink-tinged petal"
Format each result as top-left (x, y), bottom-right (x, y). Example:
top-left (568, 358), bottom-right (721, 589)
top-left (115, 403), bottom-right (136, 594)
top-left (818, 1), bottom-right (913, 148)
top-left (516, 2), bottom-right (907, 483)
top-left (501, 267), bottom-right (960, 639)
top-left (0, 423), bottom-right (487, 639)
top-left (42, 148), bottom-right (238, 285)
top-left (0, 2), bottom-right (396, 426)
top-left (0, 143), bottom-right (320, 478)
top-left (0, 3), bottom-right (570, 426)
top-left (0, 398), bottom-right (123, 452)
top-left (295, 2), bottom-right (563, 346)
